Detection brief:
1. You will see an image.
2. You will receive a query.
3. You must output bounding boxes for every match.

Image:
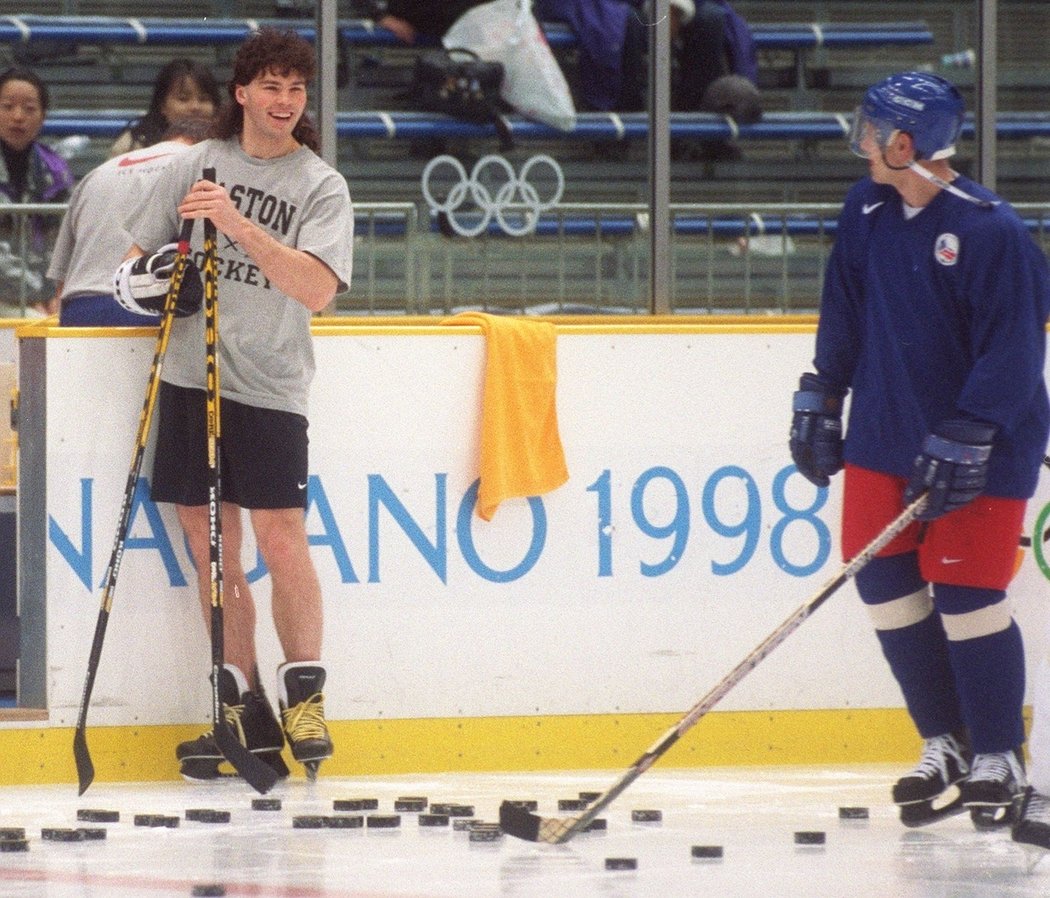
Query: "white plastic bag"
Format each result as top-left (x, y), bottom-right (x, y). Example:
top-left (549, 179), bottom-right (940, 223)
top-left (443, 0), bottom-right (576, 132)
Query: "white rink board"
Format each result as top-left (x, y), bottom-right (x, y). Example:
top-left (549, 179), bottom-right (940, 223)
top-left (38, 329), bottom-right (1050, 727)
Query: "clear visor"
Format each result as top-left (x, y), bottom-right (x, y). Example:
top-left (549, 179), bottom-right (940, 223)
top-left (848, 107), bottom-right (899, 159)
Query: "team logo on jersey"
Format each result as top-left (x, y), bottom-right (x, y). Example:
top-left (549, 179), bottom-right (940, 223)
top-left (934, 233), bottom-right (959, 266)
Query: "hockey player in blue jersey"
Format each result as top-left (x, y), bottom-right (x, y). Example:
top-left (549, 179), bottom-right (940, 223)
top-left (789, 71), bottom-right (1050, 833)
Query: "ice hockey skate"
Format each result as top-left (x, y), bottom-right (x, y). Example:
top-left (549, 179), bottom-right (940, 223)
top-left (278, 661), bottom-right (333, 781)
top-left (963, 748), bottom-right (1026, 830)
top-left (1012, 787), bottom-right (1050, 872)
top-left (893, 732), bottom-right (970, 827)
top-left (176, 664), bottom-right (289, 782)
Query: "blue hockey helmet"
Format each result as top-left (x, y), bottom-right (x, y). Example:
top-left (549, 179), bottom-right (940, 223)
top-left (849, 72), bottom-right (965, 161)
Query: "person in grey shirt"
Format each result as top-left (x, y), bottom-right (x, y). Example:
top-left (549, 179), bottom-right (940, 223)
top-left (118, 28), bottom-right (354, 781)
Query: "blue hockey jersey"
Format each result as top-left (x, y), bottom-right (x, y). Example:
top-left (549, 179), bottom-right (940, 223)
top-left (813, 175), bottom-right (1050, 498)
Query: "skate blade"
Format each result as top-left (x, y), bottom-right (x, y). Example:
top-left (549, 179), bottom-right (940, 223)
top-left (1018, 843), bottom-right (1048, 874)
top-left (969, 803), bottom-right (1017, 831)
top-left (899, 789), bottom-right (966, 828)
top-left (302, 761), bottom-right (320, 782)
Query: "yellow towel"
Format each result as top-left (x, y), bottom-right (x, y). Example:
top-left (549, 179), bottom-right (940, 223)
top-left (442, 312), bottom-right (569, 521)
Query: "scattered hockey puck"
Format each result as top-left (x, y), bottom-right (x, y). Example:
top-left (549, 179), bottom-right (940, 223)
top-left (504, 799), bottom-right (538, 811)
top-left (631, 809), bottom-right (662, 823)
top-left (134, 814), bottom-right (178, 828)
top-left (251, 798), bottom-right (281, 812)
top-left (468, 827), bottom-right (502, 843)
top-left (794, 830), bottom-right (826, 845)
top-left (76, 827), bottom-right (107, 841)
top-left (419, 813), bottom-right (450, 827)
top-left (579, 791), bottom-right (601, 802)
top-left (333, 798), bottom-right (378, 812)
top-left (185, 809), bottom-right (231, 824)
top-left (0, 827), bottom-right (26, 840)
top-left (42, 828), bottom-right (84, 842)
top-left (0, 838), bottom-right (28, 852)
top-left (292, 816), bottom-right (327, 829)
top-left (583, 818), bottom-right (607, 832)
top-left (430, 803), bottom-right (474, 817)
top-left (323, 815), bottom-right (363, 829)
top-left (692, 845), bottom-right (724, 860)
top-left (453, 818), bottom-right (481, 831)
top-left (838, 806), bottom-right (870, 820)
top-left (605, 857), bottom-right (637, 871)
top-left (366, 815), bottom-right (401, 829)
top-left (77, 809), bottom-right (119, 823)
top-left (394, 798), bottom-right (427, 813)
top-left (558, 798), bottom-right (588, 811)
top-left (191, 885), bottom-right (226, 897)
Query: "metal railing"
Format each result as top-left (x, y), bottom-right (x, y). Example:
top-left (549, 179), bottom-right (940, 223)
top-left (4, 201), bottom-right (1050, 317)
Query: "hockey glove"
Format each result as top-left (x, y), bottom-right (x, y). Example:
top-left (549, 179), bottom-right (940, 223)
top-left (789, 372), bottom-right (845, 488)
top-left (903, 418), bottom-right (996, 521)
top-left (113, 243), bottom-right (203, 319)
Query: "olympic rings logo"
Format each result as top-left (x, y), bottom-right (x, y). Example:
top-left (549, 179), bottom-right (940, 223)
top-left (421, 153), bottom-right (564, 238)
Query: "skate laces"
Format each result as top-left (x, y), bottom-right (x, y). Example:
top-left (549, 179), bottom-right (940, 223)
top-left (195, 701), bottom-right (247, 746)
top-left (911, 734), bottom-right (966, 781)
top-left (281, 692), bottom-right (328, 741)
top-left (969, 750), bottom-right (1023, 786)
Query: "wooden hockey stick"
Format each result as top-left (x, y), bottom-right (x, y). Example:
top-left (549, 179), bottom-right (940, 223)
top-left (74, 217), bottom-right (197, 796)
top-left (201, 170), bottom-right (279, 795)
top-left (500, 494), bottom-right (928, 844)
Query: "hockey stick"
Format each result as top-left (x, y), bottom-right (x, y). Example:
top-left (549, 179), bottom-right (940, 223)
top-left (500, 494), bottom-right (928, 844)
top-left (201, 172), bottom-right (279, 795)
top-left (73, 217), bottom-right (197, 796)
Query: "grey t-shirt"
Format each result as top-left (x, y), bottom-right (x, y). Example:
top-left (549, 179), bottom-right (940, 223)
top-left (48, 140), bottom-right (192, 298)
top-left (125, 138), bottom-right (354, 416)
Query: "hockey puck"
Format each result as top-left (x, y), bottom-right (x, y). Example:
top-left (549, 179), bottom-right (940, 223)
top-left (503, 799), bottom-right (538, 811)
top-left (419, 813), bottom-right (450, 827)
top-left (579, 791), bottom-right (601, 802)
top-left (583, 818), bottom-right (607, 832)
top-left (185, 809), bottom-right (231, 824)
top-left (292, 816), bottom-right (327, 829)
top-left (453, 818), bottom-right (481, 831)
top-left (134, 814), bottom-right (179, 828)
top-left (333, 798), bottom-right (378, 812)
top-left (692, 845), bottom-right (724, 859)
top-left (42, 828), bottom-right (84, 842)
top-left (76, 827), bottom-right (107, 841)
top-left (394, 798), bottom-right (427, 813)
top-left (77, 809), bottom-right (119, 823)
top-left (366, 815), bottom-right (401, 829)
top-left (0, 827), bottom-right (25, 840)
top-left (605, 857), bottom-right (637, 871)
top-left (838, 806), bottom-right (870, 820)
top-left (631, 809), bottom-right (662, 823)
top-left (251, 798), bottom-right (282, 812)
top-left (323, 815), bottom-right (363, 829)
top-left (430, 803), bottom-right (474, 817)
top-left (191, 885), bottom-right (226, 897)
top-left (468, 827), bottom-right (502, 843)
top-left (0, 838), bottom-right (28, 852)
top-left (558, 798), bottom-right (588, 811)
top-left (794, 830), bottom-right (826, 845)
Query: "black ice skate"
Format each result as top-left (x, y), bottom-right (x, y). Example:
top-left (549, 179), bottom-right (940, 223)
top-left (278, 661), bottom-right (333, 781)
top-left (893, 732), bottom-right (970, 827)
top-left (176, 664), bottom-right (289, 782)
top-left (1012, 787), bottom-right (1050, 872)
top-left (962, 748), bottom-right (1026, 831)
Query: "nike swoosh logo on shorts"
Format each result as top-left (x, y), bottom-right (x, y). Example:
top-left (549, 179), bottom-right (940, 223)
top-left (941, 557), bottom-right (963, 565)
top-left (862, 202), bottom-right (885, 215)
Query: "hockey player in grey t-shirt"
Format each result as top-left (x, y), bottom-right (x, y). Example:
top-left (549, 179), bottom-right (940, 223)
top-left (118, 29), bottom-right (354, 781)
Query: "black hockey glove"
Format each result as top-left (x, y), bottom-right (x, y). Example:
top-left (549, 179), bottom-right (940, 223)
top-left (789, 372), bottom-right (845, 488)
top-left (113, 243), bottom-right (203, 319)
top-left (903, 418), bottom-right (996, 521)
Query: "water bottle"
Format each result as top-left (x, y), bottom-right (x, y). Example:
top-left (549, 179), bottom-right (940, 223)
top-left (941, 49), bottom-right (976, 69)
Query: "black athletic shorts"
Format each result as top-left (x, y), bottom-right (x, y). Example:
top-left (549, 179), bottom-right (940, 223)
top-left (151, 381), bottom-right (309, 510)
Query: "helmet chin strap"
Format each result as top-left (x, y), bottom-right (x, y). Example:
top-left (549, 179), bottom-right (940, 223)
top-left (904, 160), bottom-right (998, 209)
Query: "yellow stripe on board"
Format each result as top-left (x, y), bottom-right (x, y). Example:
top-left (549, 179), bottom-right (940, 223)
top-left (0, 707), bottom-right (1002, 787)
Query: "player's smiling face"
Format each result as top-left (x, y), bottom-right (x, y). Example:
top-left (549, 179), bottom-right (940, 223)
top-left (235, 68), bottom-right (307, 153)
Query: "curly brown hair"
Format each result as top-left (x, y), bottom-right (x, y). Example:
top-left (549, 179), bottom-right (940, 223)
top-left (213, 28), bottom-right (320, 152)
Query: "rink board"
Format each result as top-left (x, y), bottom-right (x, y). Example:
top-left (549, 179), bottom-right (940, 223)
top-left (9, 318), bottom-right (1050, 782)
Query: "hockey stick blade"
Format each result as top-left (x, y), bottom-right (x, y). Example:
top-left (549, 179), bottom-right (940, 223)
top-left (213, 707), bottom-right (280, 794)
top-left (73, 217), bottom-right (196, 797)
top-left (500, 496), bottom-right (927, 845)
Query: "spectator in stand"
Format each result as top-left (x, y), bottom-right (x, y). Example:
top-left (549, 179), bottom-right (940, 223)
top-left (370, 0), bottom-right (491, 44)
top-left (0, 66), bottom-right (74, 308)
top-left (109, 58), bottom-right (222, 157)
